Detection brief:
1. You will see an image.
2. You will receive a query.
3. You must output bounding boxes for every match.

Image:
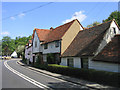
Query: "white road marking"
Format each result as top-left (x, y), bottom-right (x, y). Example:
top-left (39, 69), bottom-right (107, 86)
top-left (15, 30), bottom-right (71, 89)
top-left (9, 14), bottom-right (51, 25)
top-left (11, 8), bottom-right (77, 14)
top-left (16, 61), bottom-right (81, 86)
top-left (4, 60), bottom-right (50, 89)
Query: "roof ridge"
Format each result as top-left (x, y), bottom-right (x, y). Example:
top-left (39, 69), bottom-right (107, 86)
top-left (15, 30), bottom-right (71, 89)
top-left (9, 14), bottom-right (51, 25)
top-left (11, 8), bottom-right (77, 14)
top-left (35, 28), bottom-right (50, 31)
top-left (85, 19), bottom-right (113, 30)
top-left (54, 19), bottom-right (76, 29)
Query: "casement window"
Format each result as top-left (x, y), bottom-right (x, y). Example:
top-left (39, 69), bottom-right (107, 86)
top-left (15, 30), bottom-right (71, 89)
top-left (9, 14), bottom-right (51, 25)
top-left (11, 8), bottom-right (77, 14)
top-left (67, 58), bottom-right (74, 67)
top-left (55, 41), bottom-right (59, 47)
top-left (44, 43), bottom-right (48, 49)
top-left (81, 58), bottom-right (88, 69)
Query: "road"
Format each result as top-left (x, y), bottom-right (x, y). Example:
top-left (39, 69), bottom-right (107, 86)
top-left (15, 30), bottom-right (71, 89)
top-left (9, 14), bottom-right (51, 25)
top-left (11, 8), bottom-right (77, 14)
top-left (1, 59), bottom-right (89, 89)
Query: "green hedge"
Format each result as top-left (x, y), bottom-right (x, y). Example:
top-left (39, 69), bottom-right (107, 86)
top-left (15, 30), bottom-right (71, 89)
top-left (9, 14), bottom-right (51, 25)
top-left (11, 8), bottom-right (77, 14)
top-left (21, 58), bottom-right (27, 64)
top-left (34, 64), bottom-right (120, 87)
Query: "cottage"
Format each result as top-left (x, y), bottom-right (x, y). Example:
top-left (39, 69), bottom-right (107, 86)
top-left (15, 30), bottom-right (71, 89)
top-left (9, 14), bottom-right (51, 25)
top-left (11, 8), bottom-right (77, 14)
top-left (61, 19), bottom-right (120, 72)
top-left (32, 28), bottom-right (50, 64)
top-left (25, 40), bottom-right (33, 64)
top-left (42, 19), bottom-right (84, 64)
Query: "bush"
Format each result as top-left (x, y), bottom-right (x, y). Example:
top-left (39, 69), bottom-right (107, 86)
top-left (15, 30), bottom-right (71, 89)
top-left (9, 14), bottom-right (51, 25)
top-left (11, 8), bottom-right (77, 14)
top-left (33, 64), bottom-right (120, 87)
top-left (22, 58), bottom-right (27, 64)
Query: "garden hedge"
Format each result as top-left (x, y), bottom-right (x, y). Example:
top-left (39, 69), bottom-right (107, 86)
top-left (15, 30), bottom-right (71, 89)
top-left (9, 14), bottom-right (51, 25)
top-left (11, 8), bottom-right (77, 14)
top-left (34, 64), bottom-right (120, 87)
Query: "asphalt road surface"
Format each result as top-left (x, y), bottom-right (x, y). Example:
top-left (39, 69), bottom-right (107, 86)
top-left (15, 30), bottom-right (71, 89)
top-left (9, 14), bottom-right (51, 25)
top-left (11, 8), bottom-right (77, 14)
top-left (1, 59), bottom-right (89, 89)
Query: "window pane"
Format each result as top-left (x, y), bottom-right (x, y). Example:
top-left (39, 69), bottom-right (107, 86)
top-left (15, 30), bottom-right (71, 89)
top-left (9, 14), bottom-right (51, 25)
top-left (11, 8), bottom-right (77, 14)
top-left (81, 58), bottom-right (88, 69)
top-left (44, 44), bottom-right (48, 49)
top-left (55, 41), bottom-right (59, 47)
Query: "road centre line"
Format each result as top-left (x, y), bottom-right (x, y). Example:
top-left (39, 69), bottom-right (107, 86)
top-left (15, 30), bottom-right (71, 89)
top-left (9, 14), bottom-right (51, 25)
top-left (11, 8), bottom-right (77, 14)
top-left (4, 60), bottom-right (50, 89)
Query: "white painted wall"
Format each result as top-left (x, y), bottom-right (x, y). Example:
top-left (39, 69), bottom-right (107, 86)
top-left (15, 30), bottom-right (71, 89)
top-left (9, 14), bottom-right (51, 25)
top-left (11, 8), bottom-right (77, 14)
top-left (25, 46), bottom-right (28, 59)
top-left (60, 58), bottom-right (67, 66)
top-left (61, 57), bottom-right (120, 72)
top-left (89, 59), bottom-right (120, 72)
top-left (95, 21), bottom-right (120, 56)
top-left (61, 57), bottom-right (81, 68)
top-left (74, 57), bottom-right (81, 68)
top-left (111, 20), bottom-right (120, 34)
top-left (28, 46), bottom-right (33, 62)
top-left (25, 45), bottom-right (33, 63)
top-left (33, 31), bottom-right (42, 53)
top-left (43, 41), bottom-right (60, 54)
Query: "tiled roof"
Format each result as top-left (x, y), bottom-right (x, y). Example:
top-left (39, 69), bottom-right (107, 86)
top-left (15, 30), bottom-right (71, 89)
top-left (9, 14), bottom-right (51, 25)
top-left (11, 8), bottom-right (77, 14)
top-left (32, 28), bottom-right (50, 41)
top-left (92, 35), bottom-right (120, 64)
top-left (61, 20), bottom-right (113, 57)
top-left (42, 19), bottom-right (82, 44)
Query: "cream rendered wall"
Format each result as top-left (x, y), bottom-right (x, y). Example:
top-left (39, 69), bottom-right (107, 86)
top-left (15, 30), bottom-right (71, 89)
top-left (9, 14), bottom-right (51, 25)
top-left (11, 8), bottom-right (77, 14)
top-left (42, 41), bottom-right (60, 54)
top-left (61, 20), bottom-right (83, 55)
top-left (33, 31), bottom-right (41, 53)
top-left (95, 20), bottom-right (120, 56)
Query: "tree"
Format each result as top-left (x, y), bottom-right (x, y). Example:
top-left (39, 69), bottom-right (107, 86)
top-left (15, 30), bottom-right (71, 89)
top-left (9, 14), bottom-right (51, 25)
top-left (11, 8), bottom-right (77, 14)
top-left (15, 35), bottom-right (32, 58)
top-left (2, 36), bottom-right (15, 56)
top-left (2, 35), bottom-right (31, 57)
top-left (16, 45), bottom-right (25, 58)
top-left (15, 36), bottom-right (32, 48)
top-left (103, 11), bottom-right (120, 26)
top-left (87, 21), bottom-right (101, 28)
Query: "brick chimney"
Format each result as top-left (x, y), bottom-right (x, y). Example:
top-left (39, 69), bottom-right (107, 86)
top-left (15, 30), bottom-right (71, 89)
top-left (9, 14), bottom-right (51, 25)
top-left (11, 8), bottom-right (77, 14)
top-left (50, 27), bottom-right (54, 31)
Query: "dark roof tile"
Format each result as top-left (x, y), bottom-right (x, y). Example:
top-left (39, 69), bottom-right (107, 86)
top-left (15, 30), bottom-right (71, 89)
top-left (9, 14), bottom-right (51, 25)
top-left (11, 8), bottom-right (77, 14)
top-left (61, 20), bottom-right (112, 57)
top-left (92, 35), bottom-right (120, 64)
top-left (43, 19), bottom-right (82, 44)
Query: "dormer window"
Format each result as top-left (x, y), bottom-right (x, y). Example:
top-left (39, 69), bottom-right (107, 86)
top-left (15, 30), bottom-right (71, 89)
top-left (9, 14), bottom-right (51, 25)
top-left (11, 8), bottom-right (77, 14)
top-left (113, 27), bottom-right (116, 34)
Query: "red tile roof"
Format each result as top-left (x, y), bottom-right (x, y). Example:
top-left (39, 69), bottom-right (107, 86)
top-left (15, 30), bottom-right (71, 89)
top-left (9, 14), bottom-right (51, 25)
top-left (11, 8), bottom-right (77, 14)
top-left (32, 28), bottom-right (50, 41)
top-left (93, 35), bottom-right (120, 64)
top-left (42, 19), bottom-right (83, 44)
top-left (61, 20), bottom-right (113, 57)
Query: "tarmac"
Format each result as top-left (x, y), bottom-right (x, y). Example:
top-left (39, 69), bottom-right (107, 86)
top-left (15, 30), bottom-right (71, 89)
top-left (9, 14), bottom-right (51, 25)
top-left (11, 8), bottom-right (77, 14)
top-left (17, 60), bottom-right (118, 89)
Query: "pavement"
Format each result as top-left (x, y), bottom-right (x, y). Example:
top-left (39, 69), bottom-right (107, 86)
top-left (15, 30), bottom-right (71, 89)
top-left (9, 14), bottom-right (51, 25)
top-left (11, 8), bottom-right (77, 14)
top-left (17, 60), bottom-right (118, 89)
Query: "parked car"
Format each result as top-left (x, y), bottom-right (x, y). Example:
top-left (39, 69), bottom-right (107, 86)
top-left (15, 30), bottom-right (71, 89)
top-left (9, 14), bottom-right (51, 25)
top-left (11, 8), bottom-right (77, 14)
top-left (5, 56), bottom-right (11, 60)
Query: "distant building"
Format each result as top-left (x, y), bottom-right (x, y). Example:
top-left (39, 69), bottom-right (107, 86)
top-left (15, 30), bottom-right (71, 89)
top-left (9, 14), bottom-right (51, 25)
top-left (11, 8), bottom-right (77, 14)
top-left (25, 40), bottom-right (33, 65)
top-left (11, 51), bottom-right (17, 58)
